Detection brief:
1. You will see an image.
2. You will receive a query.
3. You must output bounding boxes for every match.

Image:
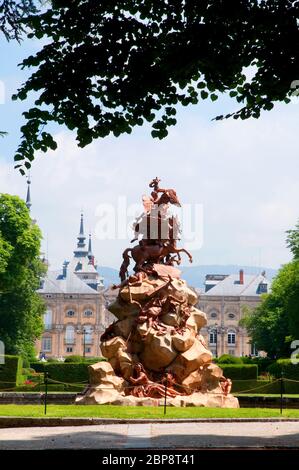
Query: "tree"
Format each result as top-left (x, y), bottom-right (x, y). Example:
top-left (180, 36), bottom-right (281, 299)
top-left (12, 0), bottom-right (299, 173)
top-left (241, 227), bottom-right (299, 358)
top-left (0, 194), bottom-right (46, 360)
top-left (286, 220), bottom-right (299, 260)
top-left (0, 1), bottom-right (37, 41)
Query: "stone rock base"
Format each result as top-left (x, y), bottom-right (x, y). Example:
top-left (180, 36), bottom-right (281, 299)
top-left (75, 389), bottom-right (239, 408)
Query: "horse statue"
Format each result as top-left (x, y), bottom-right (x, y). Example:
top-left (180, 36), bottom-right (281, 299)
top-left (119, 241), bottom-right (193, 281)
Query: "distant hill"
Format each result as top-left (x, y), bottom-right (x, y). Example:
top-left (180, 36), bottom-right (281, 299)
top-left (99, 265), bottom-right (278, 289)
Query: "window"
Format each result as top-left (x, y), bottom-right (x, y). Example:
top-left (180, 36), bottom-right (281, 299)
top-left (227, 331), bottom-right (236, 345)
top-left (65, 325), bottom-right (75, 344)
top-left (228, 313), bottom-right (235, 319)
top-left (45, 294), bottom-right (52, 298)
top-left (258, 283), bottom-right (268, 294)
top-left (251, 343), bottom-right (257, 356)
top-left (83, 325), bottom-right (93, 344)
top-left (66, 347), bottom-right (73, 353)
top-left (42, 337), bottom-right (52, 352)
top-left (66, 310), bottom-right (75, 317)
top-left (84, 310), bottom-right (93, 317)
top-left (84, 346), bottom-right (91, 354)
top-left (44, 309), bottom-right (52, 330)
top-left (228, 349), bottom-right (235, 356)
top-left (209, 332), bottom-right (217, 345)
top-left (210, 312), bottom-right (217, 319)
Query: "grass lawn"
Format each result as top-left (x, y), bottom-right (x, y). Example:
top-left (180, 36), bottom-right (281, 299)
top-left (0, 405), bottom-right (299, 419)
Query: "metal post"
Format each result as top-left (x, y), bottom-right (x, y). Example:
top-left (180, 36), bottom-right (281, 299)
top-left (83, 328), bottom-right (86, 359)
top-left (215, 328), bottom-right (218, 358)
top-left (44, 371), bottom-right (48, 415)
top-left (280, 371), bottom-right (284, 415)
top-left (164, 374), bottom-right (167, 415)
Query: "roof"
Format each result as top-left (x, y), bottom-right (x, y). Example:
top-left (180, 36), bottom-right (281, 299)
top-left (70, 257), bottom-right (98, 274)
top-left (203, 273), bottom-right (271, 297)
top-left (38, 270), bottom-right (99, 295)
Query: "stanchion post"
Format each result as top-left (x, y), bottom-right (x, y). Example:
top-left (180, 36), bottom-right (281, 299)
top-left (164, 374), bottom-right (167, 416)
top-left (44, 371), bottom-right (48, 415)
top-left (280, 371), bottom-right (284, 415)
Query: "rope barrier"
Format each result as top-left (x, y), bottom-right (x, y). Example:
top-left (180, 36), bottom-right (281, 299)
top-left (282, 378), bottom-right (299, 383)
top-left (230, 379), bottom-right (281, 394)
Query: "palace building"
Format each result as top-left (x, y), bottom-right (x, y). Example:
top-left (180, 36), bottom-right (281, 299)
top-left (36, 212), bottom-right (116, 359)
top-left (23, 179), bottom-right (115, 359)
top-left (198, 269), bottom-right (271, 357)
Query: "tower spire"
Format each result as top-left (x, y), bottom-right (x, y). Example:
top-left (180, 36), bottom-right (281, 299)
top-left (88, 232), bottom-right (95, 266)
top-left (79, 212), bottom-right (84, 235)
top-left (26, 174), bottom-right (32, 211)
top-left (73, 212), bottom-right (88, 257)
top-left (88, 233), bottom-right (92, 256)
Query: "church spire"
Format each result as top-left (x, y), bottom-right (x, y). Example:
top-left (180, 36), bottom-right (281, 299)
top-left (73, 212), bottom-right (88, 257)
top-left (26, 175), bottom-right (32, 211)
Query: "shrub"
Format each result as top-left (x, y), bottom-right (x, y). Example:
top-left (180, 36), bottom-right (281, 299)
top-left (267, 359), bottom-right (299, 380)
top-left (240, 356), bottom-right (274, 374)
top-left (30, 362), bottom-right (45, 373)
top-left (84, 357), bottom-right (107, 364)
top-left (217, 354), bottom-right (243, 364)
top-left (0, 355), bottom-right (24, 389)
top-left (44, 362), bottom-right (89, 384)
top-left (233, 379), bottom-right (299, 394)
top-left (220, 364), bottom-right (258, 380)
top-left (64, 355), bottom-right (84, 363)
top-left (22, 357), bottom-right (30, 368)
top-left (232, 380), bottom-right (273, 393)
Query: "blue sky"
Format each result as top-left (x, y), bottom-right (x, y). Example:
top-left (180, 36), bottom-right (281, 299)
top-left (0, 35), bottom-right (298, 272)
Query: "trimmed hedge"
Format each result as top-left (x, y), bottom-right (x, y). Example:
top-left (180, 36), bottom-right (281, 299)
top-left (217, 354), bottom-right (243, 364)
top-left (220, 364), bottom-right (258, 380)
top-left (30, 362), bottom-right (46, 373)
top-left (0, 355), bottom-right (24, 389)
top-left (44, 363), bottom-right (89, 384)
top-left (241, 356), bottom-right (275, 374)
top-left (267, 359), bottom-right (299, 380)
top-left (64, 355), bottom-right (84, 363)
top-left (233, 379), bottom-right (299, 394)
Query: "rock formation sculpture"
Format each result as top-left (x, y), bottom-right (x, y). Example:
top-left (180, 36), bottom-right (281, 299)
top-left (76, 179), bottom-right (239, 407)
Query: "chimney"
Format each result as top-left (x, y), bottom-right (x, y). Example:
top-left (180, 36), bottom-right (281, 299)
top-left (62, 260), bottom-right (69, 278)
top-left (239, 269), bottom-right (244, 285)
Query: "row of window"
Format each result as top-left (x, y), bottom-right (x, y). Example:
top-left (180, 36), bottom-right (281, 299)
top-left (42, 338), bottom-right (92, 354)
top-left (66, 309), bottom-right (93, 317)
top-left (209, 331), bottom-right (236, 345)
top-left (210, 312), bottom-right (236, 319)
top-left (44, 309), bottom-right (93, 328)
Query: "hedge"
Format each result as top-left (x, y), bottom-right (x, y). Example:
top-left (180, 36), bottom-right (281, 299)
top-left (241, 356), bottom-right (275, 374)
top-left (233, 379), bottom-right (299, 394)
top-left (0, 355), bottom-right (24, 389)
top-left (267, 359), bottom-right (299, 380)
top-left (220, 364), bottom-right (258, 380)
top-left (30, 362), bottom-right (46, 373)
top-left (44, 363), bottom-right (89, 384)
top-left (217, 354), bottom-right (243, 364)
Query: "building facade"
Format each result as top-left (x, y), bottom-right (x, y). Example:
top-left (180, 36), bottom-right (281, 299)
top-left (36, 214), bottom-right (116, 359)
top-left (198, 270), bottom-right (270, 357)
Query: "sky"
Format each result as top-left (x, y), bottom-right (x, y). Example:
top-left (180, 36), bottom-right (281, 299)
top-left (0, 35), bottom-right (298, 272)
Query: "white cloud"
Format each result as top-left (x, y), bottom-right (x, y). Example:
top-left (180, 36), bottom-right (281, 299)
top-left (0, 102), bottom-right (298, 272)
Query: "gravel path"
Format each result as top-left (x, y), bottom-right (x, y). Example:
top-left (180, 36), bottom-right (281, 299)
top-left (0, 421), bottom-right (299, 449)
